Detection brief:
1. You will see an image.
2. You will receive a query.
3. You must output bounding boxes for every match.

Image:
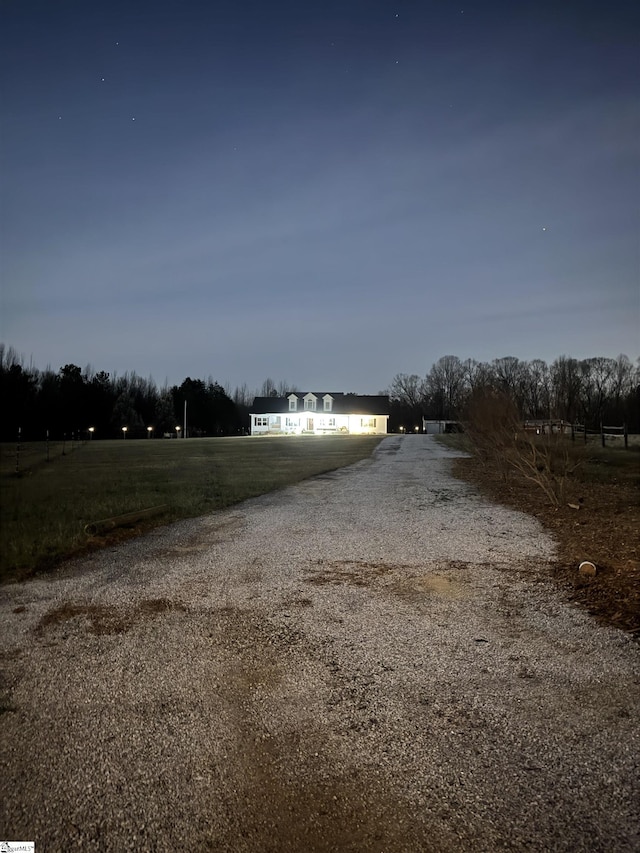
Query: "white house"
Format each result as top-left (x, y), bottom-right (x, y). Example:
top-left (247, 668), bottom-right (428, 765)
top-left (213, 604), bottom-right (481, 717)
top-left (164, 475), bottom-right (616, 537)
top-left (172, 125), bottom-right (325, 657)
top-left (250, 392), bottom-right (389, 436)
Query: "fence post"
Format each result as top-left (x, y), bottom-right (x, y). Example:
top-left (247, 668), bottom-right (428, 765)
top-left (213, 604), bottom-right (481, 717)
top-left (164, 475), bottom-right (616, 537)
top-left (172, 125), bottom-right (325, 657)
top-left (624, 422), bottom-right (628, 449)
top-left (600, 422), bottom-right (605, 448)
top-left (571, 423), bottom-right (575, 442)
top-left (16, 427), bottom-right (21, 475)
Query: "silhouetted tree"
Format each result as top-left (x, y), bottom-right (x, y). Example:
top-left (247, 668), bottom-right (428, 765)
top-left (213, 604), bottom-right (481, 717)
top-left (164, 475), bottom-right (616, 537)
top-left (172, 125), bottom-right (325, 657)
top-left (0, 355), bottom-right (37, 439)
top-left (388, 373), bottom-right (426, 430)
top-left (57, 364), bottom-right (89, 436)
top-left (172, 378), bottom-right (237, 436)
top-left (424, 356), bottom-right (466, 420)
top-left (550, 356), bottom-right (582, 423)
top-left (86, 371), bottom-right (116, 436)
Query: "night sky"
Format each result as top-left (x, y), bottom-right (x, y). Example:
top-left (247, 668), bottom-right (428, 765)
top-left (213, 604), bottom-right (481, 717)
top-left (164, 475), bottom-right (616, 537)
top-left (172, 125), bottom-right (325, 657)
top-left (2, 1), bottom-right (638, 392)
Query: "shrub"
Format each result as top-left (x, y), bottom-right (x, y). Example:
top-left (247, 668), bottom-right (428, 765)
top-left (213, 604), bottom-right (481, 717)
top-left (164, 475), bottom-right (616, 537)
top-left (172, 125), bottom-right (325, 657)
top-left (463, 388), bottom-right (584, 506)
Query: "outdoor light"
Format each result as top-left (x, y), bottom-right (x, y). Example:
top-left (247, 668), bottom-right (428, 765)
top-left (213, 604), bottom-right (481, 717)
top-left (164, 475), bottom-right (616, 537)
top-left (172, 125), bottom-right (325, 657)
top-left (88, 427), bottom-right (95, 439)
top-left (176, 425), bottom-right (181, 438)
top-left (415, 426), bottom-right (419, 432)
top-left (399, 426), bottom-right (404, 433)
top-left (122, 426), bottom-right (128, 439)
top-left (147, 426), bottom-right (153, 438)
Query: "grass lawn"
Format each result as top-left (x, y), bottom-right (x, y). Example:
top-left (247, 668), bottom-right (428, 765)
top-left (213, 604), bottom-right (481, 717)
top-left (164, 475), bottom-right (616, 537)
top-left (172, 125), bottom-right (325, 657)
top-left (0, 435), bottom-right (383, 581)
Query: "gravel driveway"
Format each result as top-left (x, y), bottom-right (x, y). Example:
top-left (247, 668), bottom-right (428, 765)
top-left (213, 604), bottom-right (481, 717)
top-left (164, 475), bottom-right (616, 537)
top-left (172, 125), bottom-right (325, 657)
top-left (1, 435), bottom-right (638, 852)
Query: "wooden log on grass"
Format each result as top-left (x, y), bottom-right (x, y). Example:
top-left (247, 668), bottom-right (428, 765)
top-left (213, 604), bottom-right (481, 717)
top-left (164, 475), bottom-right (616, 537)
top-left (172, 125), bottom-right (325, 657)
top-left (85, 505), bottom-right (169, 536)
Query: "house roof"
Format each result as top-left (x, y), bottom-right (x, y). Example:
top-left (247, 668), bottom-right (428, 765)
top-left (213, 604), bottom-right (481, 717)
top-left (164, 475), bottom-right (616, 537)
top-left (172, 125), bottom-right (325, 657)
top-left (250, 393), bottom-right (390, 415)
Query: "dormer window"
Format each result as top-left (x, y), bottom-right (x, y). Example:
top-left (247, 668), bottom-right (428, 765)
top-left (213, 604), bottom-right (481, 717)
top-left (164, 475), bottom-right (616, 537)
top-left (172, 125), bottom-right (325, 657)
top-left (288, 394), bottom-right (298, 412)
top-left (303, 393), bottom-right (317, 411)
top-left (323, 394), bottom-right (333, 412)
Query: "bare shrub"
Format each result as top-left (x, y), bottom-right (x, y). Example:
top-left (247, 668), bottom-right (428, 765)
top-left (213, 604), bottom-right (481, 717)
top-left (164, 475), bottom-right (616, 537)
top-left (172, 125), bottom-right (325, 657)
top-left (464, 387), bottom-right (584, 506)
top-left (463, 388), bottom-right (518, 480)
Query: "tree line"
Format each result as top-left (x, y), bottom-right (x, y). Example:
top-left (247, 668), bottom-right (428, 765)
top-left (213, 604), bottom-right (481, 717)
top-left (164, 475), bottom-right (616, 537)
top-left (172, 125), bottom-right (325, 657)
top-left (0, 346), bottom-right (233, 441)
top-left (1, 344), bottom-right (638, 441)
top-left (388, 354), bottom-right (639, 432)
top-left (0, 344), bottom-right (306, 441)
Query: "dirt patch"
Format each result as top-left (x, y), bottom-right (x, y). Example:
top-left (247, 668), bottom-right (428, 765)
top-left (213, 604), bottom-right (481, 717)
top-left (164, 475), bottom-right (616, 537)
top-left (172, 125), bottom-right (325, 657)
top-left (34, 597), bottom-right (188, 638)
top-left (306, 559), bottom-right (394, 587)
top-left (281, 595), bottom-right (314, 610)
top-left (393, 573), bottom-right (466, 602)
top-left (217, 753), bottom-right (439, 853)
top-left (451, 454), bottom-right (640, 636)
top-left (205, 606), bottom-right (450, 853)
top-left (149, 514), bottom-right (247, 558)
top-left (305, 559), bottom-right (467, 606)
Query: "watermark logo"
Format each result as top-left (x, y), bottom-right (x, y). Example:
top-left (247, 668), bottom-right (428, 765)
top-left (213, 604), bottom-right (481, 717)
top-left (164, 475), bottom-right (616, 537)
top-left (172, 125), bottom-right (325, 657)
top-left (0, 844), bottom-right (35, 853)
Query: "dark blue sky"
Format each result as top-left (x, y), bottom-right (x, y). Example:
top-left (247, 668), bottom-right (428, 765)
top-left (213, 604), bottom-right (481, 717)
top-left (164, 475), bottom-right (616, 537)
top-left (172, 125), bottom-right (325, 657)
top-left (2, 1), bottom-right (638, 392)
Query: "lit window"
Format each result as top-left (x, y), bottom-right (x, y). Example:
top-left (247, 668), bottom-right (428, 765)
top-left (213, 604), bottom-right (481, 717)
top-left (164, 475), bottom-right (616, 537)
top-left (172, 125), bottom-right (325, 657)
top-left (255, 417), bottom-right (268, 427)
top-left (360, 417), bottom-right (377, 428)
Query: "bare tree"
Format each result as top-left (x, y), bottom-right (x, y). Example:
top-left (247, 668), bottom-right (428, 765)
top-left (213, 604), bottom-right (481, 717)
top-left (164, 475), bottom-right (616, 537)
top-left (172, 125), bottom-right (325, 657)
top-left (611, 354), bottom-right (634, 411)
top-left (277, 379), bottom-right (299, 396)
top-left (231, 382), bottom-right (253, 408)
top-left (260, 377), bottom-right (277, 397)
top-left (388, 373), bottom-right (426, 409)
top-left (524, 359), bottom-right (551, 420)
top-left (0, 344), bottom-right (25, 371)
top-left (425, 355), bottom-right (466, 419)
top-left (492, 356), bottom-right (528, 414)
top-left (579, 357), bottom-right (617, 426)
top-left (462, 359), bottom-right (494, 394)
top-left (388, 373), bottom-right (426, 430)
top-left (550, 356), bottom-right (582, 423)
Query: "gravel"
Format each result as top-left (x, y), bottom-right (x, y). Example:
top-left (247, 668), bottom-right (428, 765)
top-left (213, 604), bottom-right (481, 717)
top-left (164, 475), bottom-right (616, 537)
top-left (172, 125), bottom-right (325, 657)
top-left (1, 434), bottom-right (638, 852)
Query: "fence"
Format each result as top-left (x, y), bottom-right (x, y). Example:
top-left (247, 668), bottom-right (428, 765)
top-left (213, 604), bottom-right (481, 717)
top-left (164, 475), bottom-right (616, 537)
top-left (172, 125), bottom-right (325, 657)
top-left (522, 420), bottom-right (630, 449)
top-left (2, 431), bottom-right (87, 477)
top-left (523, 420), bottom-right (571, 435)
top-left (570, 422), bottom-right (629, 449)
